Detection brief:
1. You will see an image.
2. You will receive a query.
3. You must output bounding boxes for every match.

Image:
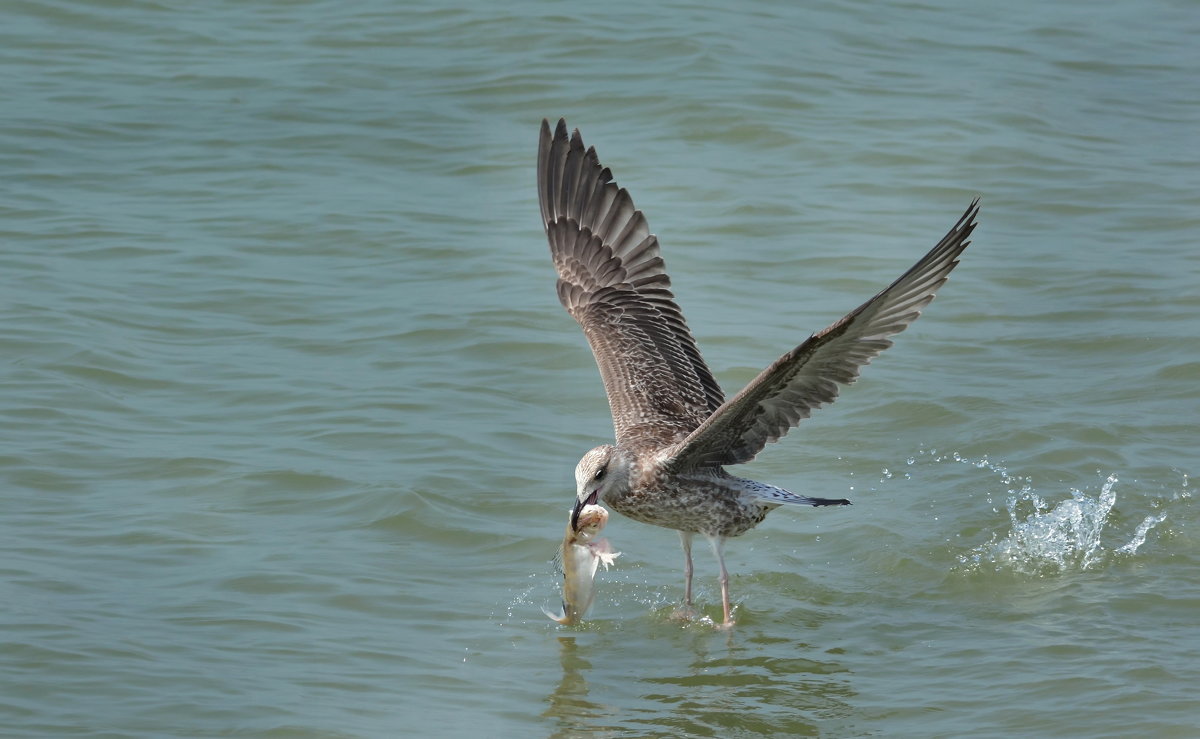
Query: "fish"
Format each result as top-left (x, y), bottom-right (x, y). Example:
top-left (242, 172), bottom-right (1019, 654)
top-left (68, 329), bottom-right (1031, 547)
top-left (544, 503), bottom-right (620, 625)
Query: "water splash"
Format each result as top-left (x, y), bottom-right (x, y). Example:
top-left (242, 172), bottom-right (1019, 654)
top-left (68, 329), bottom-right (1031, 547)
top-left (953, 465), bottom-right (1169, 575)
top-left (1115, 510), bottom-right (1168, 556)
top-left (894, 449), bottom-right (1179, 575)
top-left (968, 474), bottom-right (1121, 572)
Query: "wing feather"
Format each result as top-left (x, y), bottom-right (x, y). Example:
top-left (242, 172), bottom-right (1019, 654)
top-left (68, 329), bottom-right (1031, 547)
top-left (538, 119), bottom-right (725, 445)
top-left (664, 199), bottom-right (980, 470)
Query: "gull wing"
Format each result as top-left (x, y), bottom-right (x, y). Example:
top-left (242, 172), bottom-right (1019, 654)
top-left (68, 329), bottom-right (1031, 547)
top-left (664, 199), bottom-right (980, 471)
top-left (538, 118), bottom-right (724, 447)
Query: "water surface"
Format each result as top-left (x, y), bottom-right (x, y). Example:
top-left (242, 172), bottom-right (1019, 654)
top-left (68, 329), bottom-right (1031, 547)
top-left (2, 1), bottom-right (1197, 736)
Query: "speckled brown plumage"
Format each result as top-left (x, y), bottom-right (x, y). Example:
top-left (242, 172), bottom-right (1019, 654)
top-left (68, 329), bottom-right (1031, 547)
top-left (537, 118), bottom-right (978, 626)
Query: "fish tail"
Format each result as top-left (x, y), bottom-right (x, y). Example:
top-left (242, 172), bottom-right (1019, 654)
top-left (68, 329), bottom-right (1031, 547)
top-left (542, 603), bottom-right (572, 625)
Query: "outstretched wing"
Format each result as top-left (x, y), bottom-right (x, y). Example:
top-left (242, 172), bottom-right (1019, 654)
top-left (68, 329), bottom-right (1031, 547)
top-left (538, 118), bottom-right (724, 447)
top-left (663, 199), bottom-right (980, 471)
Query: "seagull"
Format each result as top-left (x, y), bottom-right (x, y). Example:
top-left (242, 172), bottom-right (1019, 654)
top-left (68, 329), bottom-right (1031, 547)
top-left (537, 118), bottom-right (978, 627)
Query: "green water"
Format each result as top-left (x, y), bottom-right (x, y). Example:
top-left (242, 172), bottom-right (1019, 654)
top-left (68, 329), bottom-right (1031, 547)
top-left (3, 1), bottom-right (1197, 736)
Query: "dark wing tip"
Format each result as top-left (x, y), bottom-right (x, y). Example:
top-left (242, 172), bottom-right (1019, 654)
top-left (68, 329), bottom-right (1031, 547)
top-left (956, 197), bottom-right (982, 241)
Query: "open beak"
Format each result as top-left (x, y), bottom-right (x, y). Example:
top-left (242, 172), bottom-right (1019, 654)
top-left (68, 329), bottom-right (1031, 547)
top-left (570, 489), bottom-right (600, 531)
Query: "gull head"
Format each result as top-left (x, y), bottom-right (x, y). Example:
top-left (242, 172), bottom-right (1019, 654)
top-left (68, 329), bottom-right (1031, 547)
top-left (571, 445), bottom-right (628, 530)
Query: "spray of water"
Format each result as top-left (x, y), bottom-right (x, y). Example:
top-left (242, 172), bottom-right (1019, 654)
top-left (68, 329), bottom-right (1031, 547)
top-left (965, 473), bottom-right (1125, 573)
top-left (902, 450), bottom-right (1179, 575)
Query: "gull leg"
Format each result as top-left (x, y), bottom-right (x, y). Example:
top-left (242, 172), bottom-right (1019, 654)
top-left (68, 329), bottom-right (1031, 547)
top-left (670, 531), bottom-right (695, 621)
top-left (706, 534), bottom-right (734, 628)
top-left (680, 531), bottom-right (694, 607)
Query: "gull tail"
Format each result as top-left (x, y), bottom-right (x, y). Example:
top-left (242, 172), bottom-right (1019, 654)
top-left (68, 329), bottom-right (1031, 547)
top-left (752, 485), bottom-right (851, 508)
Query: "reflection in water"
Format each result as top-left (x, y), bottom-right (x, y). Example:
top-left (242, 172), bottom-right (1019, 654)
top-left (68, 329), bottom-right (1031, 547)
top-left (642, 631), bottom-right (851, 736)
top-left (542, 626), bottom-right (854, 736)
top-left (543, 636), bottom-right (615, 738)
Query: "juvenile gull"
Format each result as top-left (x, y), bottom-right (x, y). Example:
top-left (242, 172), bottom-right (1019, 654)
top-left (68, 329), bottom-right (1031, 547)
top-left (537, 118), bottom-right (978, 627)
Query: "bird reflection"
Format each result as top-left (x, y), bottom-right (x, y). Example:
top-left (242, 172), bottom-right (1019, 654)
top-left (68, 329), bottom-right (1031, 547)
top-left (542, 636), bottom-right (613, 737)
top-left (541, 623), bottom-right (854, 736)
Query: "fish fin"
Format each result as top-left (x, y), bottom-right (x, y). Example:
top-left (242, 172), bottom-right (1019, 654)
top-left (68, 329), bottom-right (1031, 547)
top-left (591, 538), bottom-right (621, 569)
top-left (597, 550), bottom-right (620, 570)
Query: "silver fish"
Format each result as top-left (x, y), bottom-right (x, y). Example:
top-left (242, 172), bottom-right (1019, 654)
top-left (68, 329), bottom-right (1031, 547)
top-left (544, 503), bottom-right (619, 625)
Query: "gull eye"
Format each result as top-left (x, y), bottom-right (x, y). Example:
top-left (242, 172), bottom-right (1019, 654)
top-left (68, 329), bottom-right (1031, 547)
top-left (593, 467), bottom-right (606, 481)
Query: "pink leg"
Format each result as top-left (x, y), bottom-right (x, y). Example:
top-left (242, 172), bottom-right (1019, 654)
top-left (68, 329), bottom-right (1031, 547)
top-left (679, 531), bottom-right (694, 607)
top-left (706, 534), bottom-right (734, 627)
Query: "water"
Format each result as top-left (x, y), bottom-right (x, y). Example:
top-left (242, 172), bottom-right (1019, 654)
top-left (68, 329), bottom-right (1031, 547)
top-left (2, 0), bottom-right (1197, 736)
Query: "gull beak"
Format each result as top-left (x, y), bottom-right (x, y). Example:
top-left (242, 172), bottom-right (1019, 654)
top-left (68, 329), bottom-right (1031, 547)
top-left (570, 489), bottom-right (600, 531)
